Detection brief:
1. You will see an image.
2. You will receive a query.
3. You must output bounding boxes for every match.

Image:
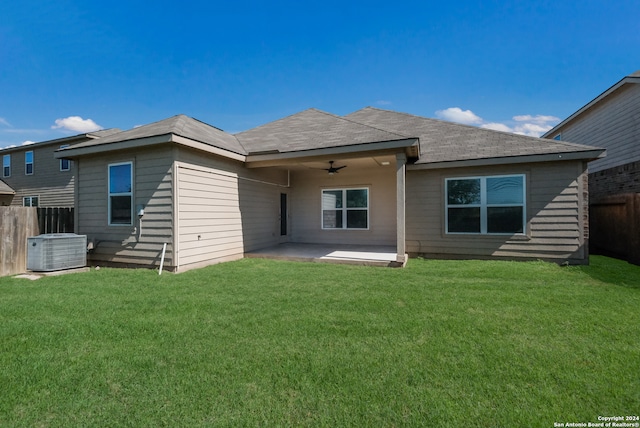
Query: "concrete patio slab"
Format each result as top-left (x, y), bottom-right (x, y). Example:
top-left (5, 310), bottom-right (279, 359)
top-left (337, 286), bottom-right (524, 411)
top-left (245, 243), bottom-right (406, 267)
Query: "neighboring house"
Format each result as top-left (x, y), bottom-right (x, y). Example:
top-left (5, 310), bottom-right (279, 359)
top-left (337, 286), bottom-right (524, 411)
top-left (543, 70), bottom-right (640, 264)
top-left (56, 108), bottom-right (604, 272)
top-left (0, 129), bottom-right (120, 207)
top-left (543, 70), bottom-right (640, 200)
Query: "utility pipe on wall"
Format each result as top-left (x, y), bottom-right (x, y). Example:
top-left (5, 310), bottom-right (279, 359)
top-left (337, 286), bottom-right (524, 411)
top-left (159, 242), bottom-right (167, 275)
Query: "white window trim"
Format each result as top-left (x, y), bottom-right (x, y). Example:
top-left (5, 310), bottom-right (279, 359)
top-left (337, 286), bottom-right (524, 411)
top-left (321, 187), bottom-right (370, 230)
top-left (60, 145), bottom-right (71, 171)
top-left (23, 195), bottom-right (39, 207)
top-left (445, 174), bottom-right (526, 235)
top-left (108, 161), bottom-right (133, 226)
top-left (2, 154), bottom-right (10, 178)
top-left (25, 150), bottom-right (34, 175)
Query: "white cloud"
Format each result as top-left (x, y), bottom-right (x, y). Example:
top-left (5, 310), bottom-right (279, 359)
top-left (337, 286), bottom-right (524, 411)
top-left (435, 107), bottom-right (483, 125)
top-left (376, 100), bottom-right (392, 106)
top-left (513, 122), bottom-right (554, 137)
top-left (21, 140), bottom-right (37, 146)
top-left (513, 114), bottom-right (560, 124)
top-left (436, 107), bottom-right (560, 138)
top-left (481, 122), bottom-right (513, 133)
top-left (0, 117), bottom-right (11, 127)
top-left (52, 116), bottom-right (102, 133)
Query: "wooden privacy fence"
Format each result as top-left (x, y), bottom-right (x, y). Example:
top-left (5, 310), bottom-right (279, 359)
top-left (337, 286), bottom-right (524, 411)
top-left (0, 207), bottom-right (39, 276)
top-left (37, 207), bottom-right (74, 234)
top-left (590, 193), bottom-right (640, 265)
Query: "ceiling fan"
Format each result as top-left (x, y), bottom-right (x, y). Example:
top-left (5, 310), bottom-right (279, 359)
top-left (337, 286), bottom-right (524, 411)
top-left (324, 161), bottom-right (347, 175)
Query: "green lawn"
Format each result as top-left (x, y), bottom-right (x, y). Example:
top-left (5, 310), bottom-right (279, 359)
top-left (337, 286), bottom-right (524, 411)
top-left (1, 256), bottom-right (639, 427)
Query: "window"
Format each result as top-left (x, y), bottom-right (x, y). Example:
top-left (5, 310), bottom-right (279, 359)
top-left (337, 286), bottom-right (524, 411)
top-left (446, 175), bottom-right (525, 235)
top-left (322, 188), bottom-right (369, 229)
top-left (60, 145), bottom-right (71, 171)
top-left (25, 151), bottom-right (33, 175)
top-left (553, 134), bottom-right (562, 141)
top-left (2, 154), bottom-right (9, 177)
top-left (23, 196), bottom-right (39, 207)
top-left (108, 162), bottom-right (133, 225)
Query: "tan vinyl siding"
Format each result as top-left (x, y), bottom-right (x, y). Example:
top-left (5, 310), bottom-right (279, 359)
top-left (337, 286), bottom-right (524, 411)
top-left (176, 164), bottom-right (244, 269)
top-left (2, 143), bottom-right (75, 207)
top-left (557, 83), bottom-right (640, 173)
top-left (77, 146), bottom-right (174, 269)
top-left (406, 161), bottom-right (588, 263)
top-left (289, 165), bottom-right (396, 246)
top-left (238, 178), bottom-right (284, 251)
top-left (174, 147), bottom-right (287, 271)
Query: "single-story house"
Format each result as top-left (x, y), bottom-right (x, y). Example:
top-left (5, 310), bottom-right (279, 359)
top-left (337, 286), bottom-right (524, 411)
top-left (55, 107), bottom-right (604, 271)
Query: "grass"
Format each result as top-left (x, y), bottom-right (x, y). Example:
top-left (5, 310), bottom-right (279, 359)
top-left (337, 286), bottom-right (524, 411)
top-left (1, 256), bottom-right (639, 427)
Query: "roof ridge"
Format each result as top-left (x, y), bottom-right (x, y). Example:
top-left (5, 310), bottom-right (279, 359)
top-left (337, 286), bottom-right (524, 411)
top-left (235, 108), bottom-right (321, 135)
top-left (341, 107), bottom-right (412, 139)
top-left (165, 115), bottom-right (247, 153)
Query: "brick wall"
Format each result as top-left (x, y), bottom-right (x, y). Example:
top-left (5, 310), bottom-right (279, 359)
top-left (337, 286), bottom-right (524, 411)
top-left (589, 160), bottom-right (640, 202)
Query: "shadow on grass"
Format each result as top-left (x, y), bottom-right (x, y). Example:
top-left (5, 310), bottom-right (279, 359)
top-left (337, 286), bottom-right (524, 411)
top-left (577, 255), bottom-right (640, 288)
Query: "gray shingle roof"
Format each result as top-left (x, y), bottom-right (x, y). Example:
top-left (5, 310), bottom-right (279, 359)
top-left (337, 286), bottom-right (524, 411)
top-left (345, 107), bottom-right (602, 165)
top-left (236, 108), bottom-right (411, 153)
top-left (66, 115), bottom-right (246, 155)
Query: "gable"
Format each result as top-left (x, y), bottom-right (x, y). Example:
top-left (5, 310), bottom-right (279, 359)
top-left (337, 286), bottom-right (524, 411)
top-left (543, 70), bottom-right (640, 138)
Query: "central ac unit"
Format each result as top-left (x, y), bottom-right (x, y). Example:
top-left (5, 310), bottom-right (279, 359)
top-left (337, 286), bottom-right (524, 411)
top-left (27, 234), bottom-right (87, 272)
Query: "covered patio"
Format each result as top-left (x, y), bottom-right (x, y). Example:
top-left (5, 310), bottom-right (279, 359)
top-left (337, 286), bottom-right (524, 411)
top-left (245, 243), bottom-right (406, 267)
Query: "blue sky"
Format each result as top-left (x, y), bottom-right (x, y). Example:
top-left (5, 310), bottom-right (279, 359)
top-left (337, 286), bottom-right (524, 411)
top-left (1, 0), bottom-right (638, 147)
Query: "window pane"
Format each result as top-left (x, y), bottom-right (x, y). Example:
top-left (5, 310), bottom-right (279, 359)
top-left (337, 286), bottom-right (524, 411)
top-left (25, 152), bottom-right (33, 163)
top-left (487, 207), bottom-right (523, 233)
top-left (2, 155), bottom-right (9, 167)
top-left (322, 190), bottom-right (342, 209)
top-left (487, 176), bottom-right (523, 204)
top-left (346, 189), bottom-right (367, 208)
top-left (26, 163), bottom-right (33, 175)
top-left (447, 207), bottom-right (481, 233)
top-left (447, 179), bottom-right (480, 205)
top-left (346, 210), bottom-right (368, 228)
top-left (322, 210), bottom-right (342, 229)
top-left (110, 164), bottom-right (132, 193)
top-left (110, 195), bottom-right (132, 224)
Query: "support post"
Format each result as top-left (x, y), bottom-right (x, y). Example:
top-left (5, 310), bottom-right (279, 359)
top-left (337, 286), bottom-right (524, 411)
top-left (396, 153), bottom-right (407, 264)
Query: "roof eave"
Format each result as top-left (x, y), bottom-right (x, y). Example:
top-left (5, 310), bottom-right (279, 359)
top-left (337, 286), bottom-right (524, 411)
top-left (543, 74), bottom-right (640, 137)
top-left (408, 149), bottom-right (606, 170)
top-left (55, 134), bottom-right (247, 162)
top-left (245, 138), bottom-right (419, 168)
